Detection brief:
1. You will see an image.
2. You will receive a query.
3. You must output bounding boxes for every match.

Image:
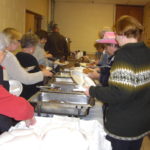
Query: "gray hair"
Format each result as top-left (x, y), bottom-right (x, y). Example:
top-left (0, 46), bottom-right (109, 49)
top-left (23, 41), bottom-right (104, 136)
top-left (0, 33), bottom-right (10, 51)
top-left (20, 33), bottom-right (39, 48)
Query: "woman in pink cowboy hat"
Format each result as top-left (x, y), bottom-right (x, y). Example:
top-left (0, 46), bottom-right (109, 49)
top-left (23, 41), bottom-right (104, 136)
top-left (88, 31), bottom-right (119, 86)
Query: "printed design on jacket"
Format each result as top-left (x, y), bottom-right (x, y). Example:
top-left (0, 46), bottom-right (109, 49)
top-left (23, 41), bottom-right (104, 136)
top-left (109, 64), bottom-right (150, 90)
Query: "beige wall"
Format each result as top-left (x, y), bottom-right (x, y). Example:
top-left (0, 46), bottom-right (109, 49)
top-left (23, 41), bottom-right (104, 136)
top-left (26, 0), bottom-right (50, 30)
top-left (0, 0), bottom-right (25, 33)
top-left (55, 2), bottom-right (115, 54)
top-left (0, 0), bottom-right (50, 33)
top-left (143, 3), bottom-right (150, 46)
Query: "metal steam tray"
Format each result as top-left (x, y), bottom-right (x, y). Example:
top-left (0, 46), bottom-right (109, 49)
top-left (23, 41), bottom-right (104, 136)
top-left (29, 91), bottom-right (95, 117)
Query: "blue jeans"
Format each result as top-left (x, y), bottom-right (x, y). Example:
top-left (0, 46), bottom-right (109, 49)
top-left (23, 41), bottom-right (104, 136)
top-left (106, 135), bottom-right (143, 150)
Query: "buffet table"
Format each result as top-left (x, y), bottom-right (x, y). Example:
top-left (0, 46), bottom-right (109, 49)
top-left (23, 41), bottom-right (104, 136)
top-left (0, 101), bottom-right (111, 150)
top-left (0, 60), bottom-right (112, 150)
top-left (0, 99), bottom-right (112, 150)
top-left (83, 100), bottom-right (104, 124)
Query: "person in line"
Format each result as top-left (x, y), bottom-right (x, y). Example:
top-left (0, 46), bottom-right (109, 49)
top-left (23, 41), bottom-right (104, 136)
top-left (2, 28), bottom-right (52, 85)
top-left (33, 29), bottom-right (53, 67)
top-left (96, 28), bottom-right (112, 67)
top-left (0, 85), bottom-right (35, 133)
top-left (0, 32), bottom-right (35, 134)
top-left (0, 32), bottom-right (9, 90)
top-left (87, 29), bottom-right (112, 79)
top-left (88, 32), bottom-right (118, 84)
top-left (45, 24), bottom-right (69, 60)
top-left (16, 33), bottom-right (53, 99)
top-left (94, 42), bottom-right (104, 65)
top-left (84, 15), bottom-right (150, 150)
top-left (89, 32), bottom-right (119, 123)
top-left (96, 32), bottom-right (119, 86)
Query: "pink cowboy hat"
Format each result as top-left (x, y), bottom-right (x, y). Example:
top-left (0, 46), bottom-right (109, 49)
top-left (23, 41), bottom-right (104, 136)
top-left (96, 32), bottom-right (117, 44)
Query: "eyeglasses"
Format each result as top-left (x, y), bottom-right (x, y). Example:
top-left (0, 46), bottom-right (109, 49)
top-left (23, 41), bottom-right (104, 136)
top-left (112, 44), bottom-right (119, 48)
top-left (107, 44), bottom-right (119, 48)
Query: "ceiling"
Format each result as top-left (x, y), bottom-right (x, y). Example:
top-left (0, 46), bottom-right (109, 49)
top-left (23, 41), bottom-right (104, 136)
top-left (55, 0), bottom-right (150, 5)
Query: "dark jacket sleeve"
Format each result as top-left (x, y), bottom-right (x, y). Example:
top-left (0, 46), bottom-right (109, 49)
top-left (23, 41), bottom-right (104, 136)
top-left (99, 67), bottom-right (110, 86)
top-left (89, 48), bottom-right (133, 104)
top-left (0, 66), bottom-right (9, 90)
top-left (61, 35), bottom-right (69, 60)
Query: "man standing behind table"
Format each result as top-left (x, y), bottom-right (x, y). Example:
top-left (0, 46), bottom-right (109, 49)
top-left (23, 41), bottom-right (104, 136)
top-left (44, 24), bottom-right (69, 60)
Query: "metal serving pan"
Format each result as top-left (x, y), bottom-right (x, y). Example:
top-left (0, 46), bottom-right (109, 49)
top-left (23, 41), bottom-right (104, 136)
top-left (37, 83), bottom-right (84, 94)
top-left (29, 91), bottom-right (95, 117)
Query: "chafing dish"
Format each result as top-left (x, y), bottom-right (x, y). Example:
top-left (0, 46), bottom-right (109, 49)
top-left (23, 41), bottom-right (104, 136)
top-left (29, 91), bottom-right (95, 117)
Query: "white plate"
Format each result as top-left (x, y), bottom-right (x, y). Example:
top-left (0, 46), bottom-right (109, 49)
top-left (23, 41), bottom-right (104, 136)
top-left (55, 78), bottom-right (73, 83)
top-left (54, 60), bottom-right (69, 66)
top-left (72, 67), bottom-right (84, 72)
top-left (80, 63), bottom-right (87, 67)
top-left (46, 66), bottom-right (53, 71)
top-left (9, 80), bottom-right (23, 96)
top-left (71, 70), bottom-right (96, 87)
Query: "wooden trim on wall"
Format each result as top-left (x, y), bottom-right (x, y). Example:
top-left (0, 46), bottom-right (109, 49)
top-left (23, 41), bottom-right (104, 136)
top-left (25, 10), bottom-right (42, 33)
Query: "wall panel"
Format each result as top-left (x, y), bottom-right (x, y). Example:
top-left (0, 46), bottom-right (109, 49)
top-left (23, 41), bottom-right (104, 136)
top-left (55, 2), bottom-right (115, 54)
top-left (0, 0), bottom-right (49, 33)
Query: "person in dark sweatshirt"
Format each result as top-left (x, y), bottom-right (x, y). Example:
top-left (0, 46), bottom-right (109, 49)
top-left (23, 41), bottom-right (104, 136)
top-left (45, 24), bottom-right (69, 60)
top-left (84, 15), bottom-right (150, 150)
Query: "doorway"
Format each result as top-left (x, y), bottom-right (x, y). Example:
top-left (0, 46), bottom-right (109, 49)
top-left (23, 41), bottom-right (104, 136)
top-left (25, 10), bottom-right (42, 33)
top-left (115, 5), bottom-right (144, 24)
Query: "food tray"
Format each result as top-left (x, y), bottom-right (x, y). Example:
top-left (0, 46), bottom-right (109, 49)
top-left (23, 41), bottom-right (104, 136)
top-left (29, 91), bottom-right (95, 116)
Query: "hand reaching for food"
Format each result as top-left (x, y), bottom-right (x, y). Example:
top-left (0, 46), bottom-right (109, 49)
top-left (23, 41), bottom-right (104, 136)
top-left (25, 116), bottom-right (36, 127)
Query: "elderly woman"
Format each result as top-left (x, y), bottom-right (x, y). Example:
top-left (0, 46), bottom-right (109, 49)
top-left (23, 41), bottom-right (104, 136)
top-left (16, 33), bottom-right (53, 99)
top-left (2, 28), bottom-right (52, 85)
top-left (84, 15), bottom-right (150, 150)
top-left (0, 32), bottom-right (35, 133)
top-left (89, 32), bottom-right (119, 86)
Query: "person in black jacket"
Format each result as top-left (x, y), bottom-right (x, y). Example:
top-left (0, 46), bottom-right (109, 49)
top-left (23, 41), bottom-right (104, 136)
top-left (45, 24), bottom-right (69, 60)
top-left (84, 16), bottom-right (150, 150)
top-left (16, 33), bottom-right (53, 99)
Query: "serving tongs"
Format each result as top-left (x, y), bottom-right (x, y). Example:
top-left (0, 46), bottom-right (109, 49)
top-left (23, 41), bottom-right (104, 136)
top-left (36, 85), bottom-right (61, 92)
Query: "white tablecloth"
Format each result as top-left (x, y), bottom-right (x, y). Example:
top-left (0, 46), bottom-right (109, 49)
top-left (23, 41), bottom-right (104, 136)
top-left (0, 103), bottom-right (111, 150)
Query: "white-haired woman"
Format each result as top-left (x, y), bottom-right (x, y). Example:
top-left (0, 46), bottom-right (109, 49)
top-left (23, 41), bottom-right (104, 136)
top-left (2, 28), bottom-right (52, 85)
top-left (0, 33), bottom-right (35, 133)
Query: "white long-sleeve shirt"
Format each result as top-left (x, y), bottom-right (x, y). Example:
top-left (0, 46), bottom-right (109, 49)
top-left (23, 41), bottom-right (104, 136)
top-left (33, 44), bottom-right (53, 67)
top-left (1, 51), bottom-right (43, 85)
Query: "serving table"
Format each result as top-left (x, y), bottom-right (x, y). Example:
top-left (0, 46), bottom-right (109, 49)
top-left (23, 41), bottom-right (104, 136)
top-left (0, 59), bottom-right (112, 150)
top-left (29, 65), bottom-right (96, 117)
